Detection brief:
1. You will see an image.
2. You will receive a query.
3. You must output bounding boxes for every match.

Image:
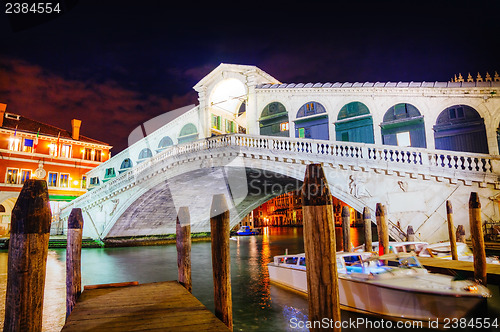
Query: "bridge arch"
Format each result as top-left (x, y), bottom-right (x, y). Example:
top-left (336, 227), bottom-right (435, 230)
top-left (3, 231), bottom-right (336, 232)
top-left (381, 103), bottom-right (426, 148)
top-left (335, 101), bottom-right (374, 143)
top-left (178, 123), bottom-right (199, 143)
top-left (259, 102), bottom-right (289, 137)
top-left (294, 101), bottom-right (328, 140)
top-left (433, 104), bottom-right (488, 154)
top-left (208, 78), bottom-right (247, 135)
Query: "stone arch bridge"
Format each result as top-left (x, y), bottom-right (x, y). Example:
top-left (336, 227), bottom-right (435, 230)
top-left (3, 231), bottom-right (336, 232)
top-left (59, 134), bottom-right (500, 244)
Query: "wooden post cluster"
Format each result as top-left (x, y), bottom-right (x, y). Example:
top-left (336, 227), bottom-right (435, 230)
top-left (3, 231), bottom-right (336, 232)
top-left (375, 203), bottom-right (389, 256)
top-left (301, 164), bottom-right (341, 332)
top-left (66, 208), bottom-right (84, 319)
top-left (341, 206), bottom-right (351, 252)
top-left (363, 207), bottom-right (372, 252)
top-left (176, 207), bottom-right (192, 293)
top-left (210, 194), bottom-right (233, 331)
top-left (469, 192), bottom-right (487, 285)
top-left (445, 201), bottom-right (458, 261)
top-left (3, 180), bottom-right (52, 332)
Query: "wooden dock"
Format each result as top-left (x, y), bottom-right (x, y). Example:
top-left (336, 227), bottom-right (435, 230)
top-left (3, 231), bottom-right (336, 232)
top-left (417, 257), bottom-right (500, 285)
top-left (466, 240), bottom-right (500, 252)
top-left (62, 281), bottom-right (230, 331)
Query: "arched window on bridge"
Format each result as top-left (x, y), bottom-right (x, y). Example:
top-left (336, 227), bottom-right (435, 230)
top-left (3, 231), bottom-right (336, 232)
top-left (335, 102), bottom-right (374, 143)
top-left (89, 177), bottom-right (100, 190)
top-left (103, 167), bottom-right (116, 182)
top-left (434, 105), bottom-right (488, 154)
top-left (381, 103), bottom-right (426, 148)
top-left (178, 123), bottom-right (199, 144)
top-left (119, 158), bottom-right (133, 174)
top-left (138, 148), bottom-right (153, 162)
top-left (0, 204), bottom-right (5, 213)
top-left (259, 102), bottom-right (289, 137)
top-left (294, 102), bottom-right (329, 140)
top-left (157, 136), bottom-right (174, 153)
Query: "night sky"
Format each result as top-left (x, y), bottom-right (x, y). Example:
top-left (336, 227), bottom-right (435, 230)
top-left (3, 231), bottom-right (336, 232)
top-left (1, 1), bottom-right (499, 153)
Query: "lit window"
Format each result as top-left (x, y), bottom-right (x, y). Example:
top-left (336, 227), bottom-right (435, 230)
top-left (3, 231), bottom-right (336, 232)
top-left (84, 148), bottom-right (92, 160)
top-left (6, 168), bottom-right (18, 184)
top-left (280, 122), bottom-right (289, 131)
top-left (225, 119), bottom-right (235, 133)
top-left (21, 170), bottom-right (31, 184)
top-left (60, 173), bottom-right (69, 188)
top-left (48, 172), bottom-right (58, 187)
top-left (94, 149), bottom-right (102, 162)
top-left (81, 175), bottom-right (87, 189)
top-left (212, 114), bottom-right (222, 130)
top-left (23, 139), bottom-right (34, 152)
top-left (9, 138), bottom-right (21, 151)
top-left (61, 144), bottom-right (71, 158)
top-left (49, 143), bottom-right (58, 157)
top-left (396, 131), bottom-right (411, 147)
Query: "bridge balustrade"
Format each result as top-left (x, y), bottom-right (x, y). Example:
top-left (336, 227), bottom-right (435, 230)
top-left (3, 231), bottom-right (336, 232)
top-left (60, 133), bottom-right (500, 220)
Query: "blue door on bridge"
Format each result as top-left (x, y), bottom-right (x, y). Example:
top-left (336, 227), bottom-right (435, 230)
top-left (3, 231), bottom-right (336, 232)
top-left (294, 102), bottom-right (329, 140)
top-left (335, 102), bottom-right (374, 143)
top-left (433, 105), bottom-right (488, 154)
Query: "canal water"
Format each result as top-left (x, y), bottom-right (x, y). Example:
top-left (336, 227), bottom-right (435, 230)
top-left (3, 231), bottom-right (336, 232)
top-left (0, 227), bottom-right (499, 331)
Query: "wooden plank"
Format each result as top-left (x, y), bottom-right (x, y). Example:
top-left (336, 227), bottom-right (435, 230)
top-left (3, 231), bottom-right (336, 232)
top-left (417, 257), bottom-right (500, 285)
top-left (62, 281), bottom-right (229, 331)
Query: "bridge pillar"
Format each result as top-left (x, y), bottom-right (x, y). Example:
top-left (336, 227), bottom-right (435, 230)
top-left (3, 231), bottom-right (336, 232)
top-left (246, 82), bottom-right (259, 135)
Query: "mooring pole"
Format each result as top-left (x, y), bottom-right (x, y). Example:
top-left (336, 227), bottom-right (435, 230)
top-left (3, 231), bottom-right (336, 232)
top-left (363, 207), bottom-right (372, 252)
top-left (210, 194), bottom-right (233, 330)
top-left (456, 224), bottom-right (466, 243)
top-left (407, 225), bottom-right (415, 251)
top-left (341, 205), bottom-right (351, 252)
top-left (66, 208), bottom-right (84, 319)
top-left (469, 192), bottom-right (487, 285)
top-left (3, 179), bottom-right (51, 332)
top-left (176, 206), bottom-right (192, 293)
top-left (301, 164), bottom-right (341, 332)
top-left (446, 200), bottom-right (458, 261)
top-left (376, 203), bottom-right (389, 256)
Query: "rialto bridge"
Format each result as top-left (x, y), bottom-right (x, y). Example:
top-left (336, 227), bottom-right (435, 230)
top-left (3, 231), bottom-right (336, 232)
top-left (57, 64), bottom-right (500, 244)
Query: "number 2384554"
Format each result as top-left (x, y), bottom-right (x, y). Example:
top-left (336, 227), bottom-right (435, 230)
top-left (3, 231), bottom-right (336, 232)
top-left (5, 3), bottom-right (61, 14)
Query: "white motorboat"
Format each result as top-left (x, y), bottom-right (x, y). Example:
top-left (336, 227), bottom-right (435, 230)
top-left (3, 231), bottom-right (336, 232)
top-left (354, 241), bottom-right (429, 255)
top-left (267, 251), bottom-right (490, 324)
top-left (418, 241), bottom-right (500, 264)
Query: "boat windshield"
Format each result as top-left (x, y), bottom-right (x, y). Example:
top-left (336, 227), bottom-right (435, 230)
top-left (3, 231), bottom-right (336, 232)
top-left (398, 256), bottom-right (422, 268)
top-left (299, 257), bottom-right (306, 266)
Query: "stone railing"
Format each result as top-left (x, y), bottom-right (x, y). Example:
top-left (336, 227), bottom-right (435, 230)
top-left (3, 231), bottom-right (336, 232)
top-left (60, 133), bottom-right (500, 219)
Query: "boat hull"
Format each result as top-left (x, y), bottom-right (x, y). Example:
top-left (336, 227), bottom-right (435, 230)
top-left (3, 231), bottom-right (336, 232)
top-left (267, 264), bottom-right (484, 323)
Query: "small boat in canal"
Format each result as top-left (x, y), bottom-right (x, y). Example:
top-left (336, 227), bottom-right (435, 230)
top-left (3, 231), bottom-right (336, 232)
top-left (236, 225), bottom-right (260, 236)
top-left (267, 251), bottom-right (491, 324)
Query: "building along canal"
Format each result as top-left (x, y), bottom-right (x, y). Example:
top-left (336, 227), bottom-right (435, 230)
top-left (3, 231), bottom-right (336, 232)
top-left (1, 227), bottom-right (499, 331)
